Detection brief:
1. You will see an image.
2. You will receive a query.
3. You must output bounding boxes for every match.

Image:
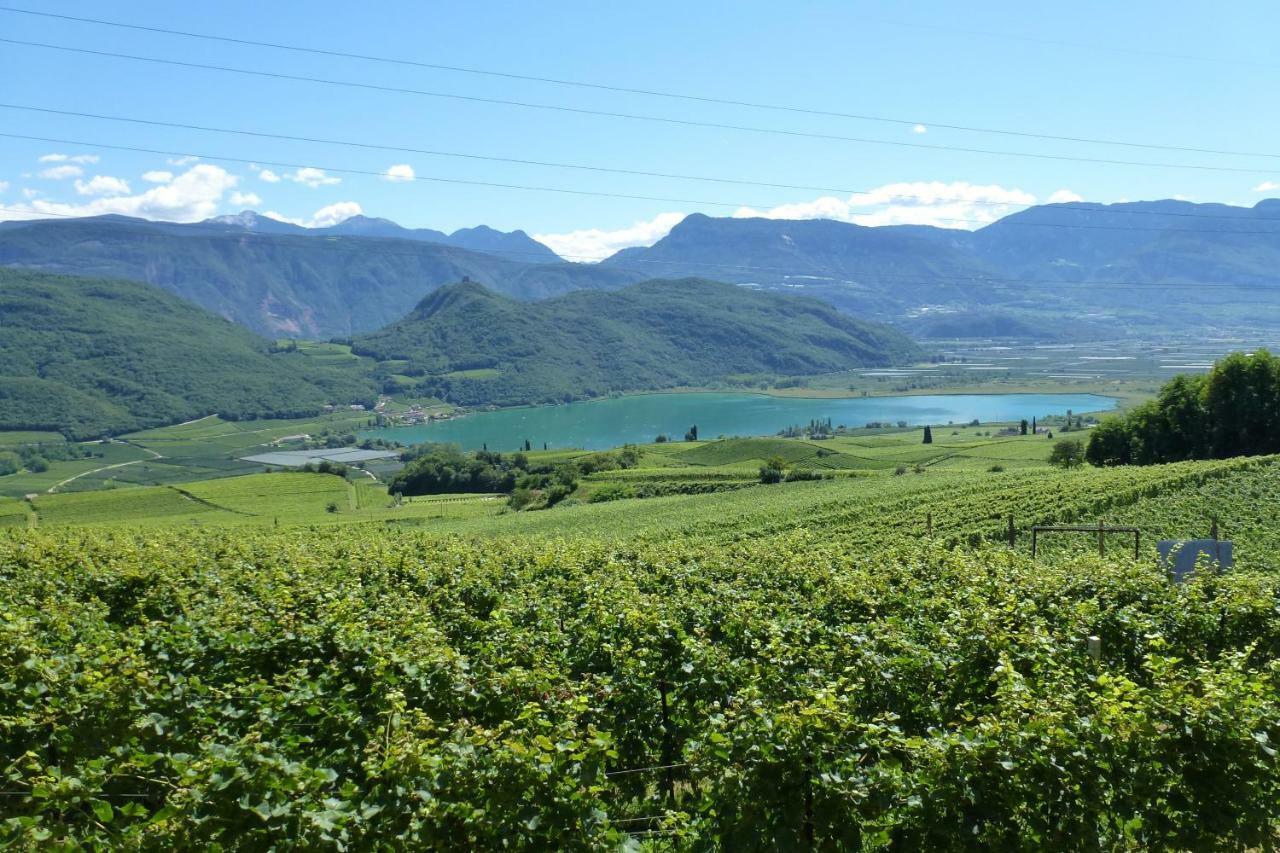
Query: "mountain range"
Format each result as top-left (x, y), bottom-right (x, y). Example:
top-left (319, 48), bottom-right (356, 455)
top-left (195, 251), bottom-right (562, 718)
top-left (0, 215), bottom-right (633, 338)
top-left (604, 200), bottom-right (1280, 337)
top-left (1, 198), bottom-right (1278, 343)
top-left (206, 211), bottom-right (562, 263)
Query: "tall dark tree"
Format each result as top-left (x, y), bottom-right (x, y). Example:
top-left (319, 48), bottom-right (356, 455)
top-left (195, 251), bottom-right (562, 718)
top-left (1020, 419), bottom-right (1028, 436)
top-left (923, 425), bottom-right (933, 444)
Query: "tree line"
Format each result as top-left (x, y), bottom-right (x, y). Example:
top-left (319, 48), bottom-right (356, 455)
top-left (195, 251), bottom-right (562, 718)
top-left (387, 443), bottom-right (642, 510)
top-left (1087, 350), bottom-right (1280, 466)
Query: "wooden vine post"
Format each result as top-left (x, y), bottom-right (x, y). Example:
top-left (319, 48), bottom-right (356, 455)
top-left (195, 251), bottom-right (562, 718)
top-left (658, 680), bottom-right (675, 805)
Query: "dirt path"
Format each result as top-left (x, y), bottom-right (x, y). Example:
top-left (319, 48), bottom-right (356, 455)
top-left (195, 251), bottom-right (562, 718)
top-left (48, 459), bottom-right (147, 493)
top-left (46, 443), bottom-right (165, 493)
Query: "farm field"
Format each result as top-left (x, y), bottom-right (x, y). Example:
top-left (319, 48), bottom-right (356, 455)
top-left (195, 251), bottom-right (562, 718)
top-left (22, 472), bottom-right (505, 530)
top-left (0, 431), bottom-right (64, 447)
top-left (0, 442), bottom-right (154, 498)
top-left (3, 485), bottom-right (1278, 847)
top-left (797, 336), bottom-right (1280, 402)
top-left (0, 496), bottom-right (30, 528)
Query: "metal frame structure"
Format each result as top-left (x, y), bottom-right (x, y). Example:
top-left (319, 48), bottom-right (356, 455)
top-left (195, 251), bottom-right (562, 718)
top-left (1031, 522), bottom-right (1140, 558)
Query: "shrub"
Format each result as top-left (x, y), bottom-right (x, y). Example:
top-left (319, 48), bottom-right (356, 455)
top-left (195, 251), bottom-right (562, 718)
top-left (1049, 438), bottom-right (1085, 469)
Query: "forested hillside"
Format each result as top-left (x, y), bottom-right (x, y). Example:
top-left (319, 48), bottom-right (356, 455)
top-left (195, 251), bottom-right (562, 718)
top-left (352, 278), bottom-right (920, 406)
top-left (0, 269), bottom-right (375, 438)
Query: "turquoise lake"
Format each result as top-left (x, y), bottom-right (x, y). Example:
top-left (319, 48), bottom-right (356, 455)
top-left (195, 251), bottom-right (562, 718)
top-left (360, 392), bottom-right (1116, 452)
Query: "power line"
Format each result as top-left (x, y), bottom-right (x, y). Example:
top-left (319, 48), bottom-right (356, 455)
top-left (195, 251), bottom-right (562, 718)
top-left (0, 205), bottom-right (1275, 291)
top-left (1, 4), bottom-right (1275, 160)
top-left (5, 131), bottom-right (1280, 236)
top-left (0, 102), bottom-right (918, 198)
top-left (0, 132), bottom-right (753, 209)
top-left (863, 13), bottom-right (1279, 71)
top-left (4, 102), bottom-right (1277, 225)
top-left (4, 37), bottom-right (1280, 176)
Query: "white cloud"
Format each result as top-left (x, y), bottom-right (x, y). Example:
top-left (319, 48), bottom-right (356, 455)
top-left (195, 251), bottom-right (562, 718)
top-left (307, 201), bottom-right (361, 227)
top-left (535, 212), bottom-right (687, 262)
top-left (912, 124), bottom-right (927, 134)
top-left (254, 163), bottom-right (342, 188)
top-left (262, 211), bottom-right (304, 226)
top-left (0, 164), bottom-right (239, 223)
top-left (167, 155), bottom-right (199, 166)
top-left (1253, 181), bottom-right (1279, 193)
top-left (74, 175), bottom-right (131, 197)
top-left (285, 167), bottom-right (340, 188)
top-left (21, 188), bottom-right (39, 200)
top-left (230, 191), bottom-right (262, 207)
top-left (733, 181), bottom-right (1037, 229)
top-left (263, 201), bottom-right (362, 228)
top-left (0, 181), bottom-right (8, 194)
top-left (38, 164), bottom-right (84, 180)
top-left (1047, 189), bottom-right (1084, 203)
top-left (142, 170), bottom-right (174, 184)
top-left (40, 153), bottom-right (99, 164)
top-left (382, 163), bottom-right (415, 183)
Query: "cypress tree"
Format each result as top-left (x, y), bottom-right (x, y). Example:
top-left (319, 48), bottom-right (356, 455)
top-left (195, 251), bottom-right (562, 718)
top-left (923, 425), bottom-right (933, 444)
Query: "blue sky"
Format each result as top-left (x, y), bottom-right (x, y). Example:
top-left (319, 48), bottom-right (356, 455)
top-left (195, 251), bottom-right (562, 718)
top-left (2, 0), bottom-right (1278, 258)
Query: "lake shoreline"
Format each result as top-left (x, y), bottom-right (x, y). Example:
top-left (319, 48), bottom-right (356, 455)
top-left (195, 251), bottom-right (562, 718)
top-left (363, 391), bottom-right (1117, 453)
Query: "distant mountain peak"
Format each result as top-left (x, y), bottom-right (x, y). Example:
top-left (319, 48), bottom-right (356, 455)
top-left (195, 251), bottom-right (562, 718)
top-left (198, 211), bottom-right (563, 262)
top-left (208, 210), bottom-right (270, 228)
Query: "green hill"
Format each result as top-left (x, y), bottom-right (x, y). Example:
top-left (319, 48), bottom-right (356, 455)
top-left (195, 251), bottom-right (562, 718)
top-left (0, 269), bottom-right (375, 438)
top-left (353, 277), bottom-right (920, 406)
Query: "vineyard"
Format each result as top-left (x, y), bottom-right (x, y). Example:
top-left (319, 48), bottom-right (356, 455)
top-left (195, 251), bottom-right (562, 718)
top-left (0, 452), bottom-right (1277, 848)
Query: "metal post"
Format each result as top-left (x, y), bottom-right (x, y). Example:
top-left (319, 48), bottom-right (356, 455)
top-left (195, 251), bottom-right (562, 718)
top-left (1098, 519), bottom-right (1105, 556)
top-left (1032, 528), bottom-right (1038, 558)
top-left (1087, 636), bottom-right (1101, 662)
top-left (1008, 515), bottom-right (1016, 548)
top-left (926, 512), bottom-right (932, 538)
